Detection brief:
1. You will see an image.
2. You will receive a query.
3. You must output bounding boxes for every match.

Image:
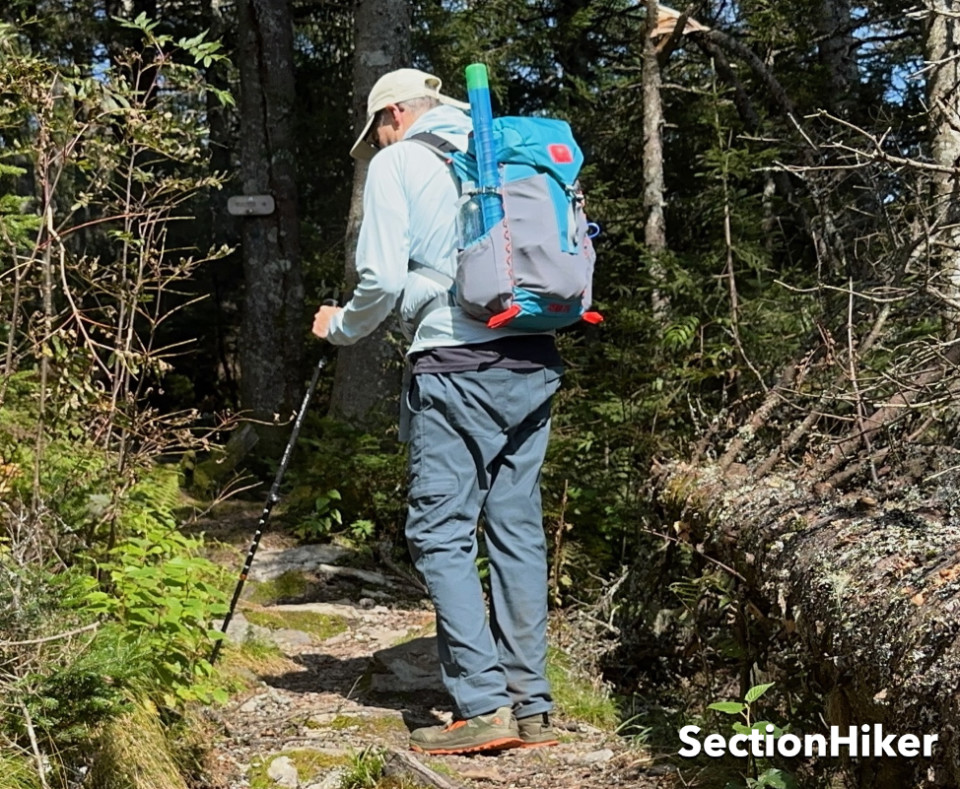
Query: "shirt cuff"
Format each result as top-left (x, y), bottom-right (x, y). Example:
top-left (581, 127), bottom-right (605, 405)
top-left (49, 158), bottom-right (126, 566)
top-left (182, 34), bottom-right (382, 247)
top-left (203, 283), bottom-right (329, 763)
top-left (325, 311), bottom-right (351, 346)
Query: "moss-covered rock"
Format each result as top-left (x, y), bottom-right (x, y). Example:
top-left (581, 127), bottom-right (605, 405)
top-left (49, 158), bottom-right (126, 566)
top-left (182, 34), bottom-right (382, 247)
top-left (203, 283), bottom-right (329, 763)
top-left (87, 701), bottom-right (189, 789)
top-left (245, 570), bottom-right (310, 605)
top-left (242, 607), bottom-right (349, 642)
top-left (247, 749), bottom-right (348, 789)
top-left (305, 713), bottom-right (408, 737)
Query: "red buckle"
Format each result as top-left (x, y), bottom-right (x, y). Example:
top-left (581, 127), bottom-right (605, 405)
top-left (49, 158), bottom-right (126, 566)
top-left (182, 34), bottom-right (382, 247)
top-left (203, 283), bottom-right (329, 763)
top-left (487, 304), bottom-right (523, 329)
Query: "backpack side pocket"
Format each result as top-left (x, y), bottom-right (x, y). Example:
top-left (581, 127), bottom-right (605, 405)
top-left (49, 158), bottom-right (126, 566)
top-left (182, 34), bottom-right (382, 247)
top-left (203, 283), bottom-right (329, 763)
top-left (454, 216), bottom-right (514, 322)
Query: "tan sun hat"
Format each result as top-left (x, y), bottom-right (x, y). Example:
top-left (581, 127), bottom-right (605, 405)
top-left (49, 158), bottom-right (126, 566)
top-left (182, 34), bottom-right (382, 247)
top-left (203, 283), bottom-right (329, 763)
top-left (350, 68), bottom-right (470, 161)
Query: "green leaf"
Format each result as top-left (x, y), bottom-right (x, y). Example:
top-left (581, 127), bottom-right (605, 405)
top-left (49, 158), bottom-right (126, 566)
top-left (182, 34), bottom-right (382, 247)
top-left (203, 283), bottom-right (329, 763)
top-left (755, 768), bottom-right (795, 789)
top-left (745, 682), bottom-right (775, 704)
top-left (708, 701), bottom-right (745, 715)
top-left (752, 721), bottom-right (783, 737)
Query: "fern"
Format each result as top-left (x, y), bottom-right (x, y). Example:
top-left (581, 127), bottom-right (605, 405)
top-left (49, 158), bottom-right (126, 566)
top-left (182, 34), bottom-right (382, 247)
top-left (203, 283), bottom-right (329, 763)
top-left (663, 315), bottom-right (700, 352)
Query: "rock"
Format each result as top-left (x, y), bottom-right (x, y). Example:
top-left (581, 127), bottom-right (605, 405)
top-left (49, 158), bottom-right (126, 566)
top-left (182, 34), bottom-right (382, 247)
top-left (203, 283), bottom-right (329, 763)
top-left (273, 602), bottom-right (356, 617)
top-left (358, 625), bottom-right (411, 650)
top-left (303, 770), bottom-right (346, 789)
top-left (367, 637), bottom-right (446, 693)
top-left (575, 749), bottom-right (615, 765)
top-left (262, 627), bottom-right (315, 653)
top-left (239, 693), bottom-right (270, 714)
top-left (219, 611), bottom-right (251, 643)
top-left (249, 545), bottom-right (352, 581)
top-left (266, 755), bottom-right (299, 787)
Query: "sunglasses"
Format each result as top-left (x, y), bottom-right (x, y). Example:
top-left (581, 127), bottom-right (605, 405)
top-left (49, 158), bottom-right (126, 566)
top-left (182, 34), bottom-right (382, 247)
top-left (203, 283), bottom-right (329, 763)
top-left (366, 109), bottom-right (387, 150)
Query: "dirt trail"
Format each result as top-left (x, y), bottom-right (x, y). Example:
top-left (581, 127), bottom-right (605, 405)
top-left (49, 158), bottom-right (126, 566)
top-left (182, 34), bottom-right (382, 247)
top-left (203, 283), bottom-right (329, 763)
top-left (199, 508), bottom-right (674, 789)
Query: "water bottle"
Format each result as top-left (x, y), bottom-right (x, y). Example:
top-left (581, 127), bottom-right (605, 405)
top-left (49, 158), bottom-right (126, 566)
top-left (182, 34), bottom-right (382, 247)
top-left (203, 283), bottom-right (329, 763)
top-left (457, 182), bottom-right (485, 248)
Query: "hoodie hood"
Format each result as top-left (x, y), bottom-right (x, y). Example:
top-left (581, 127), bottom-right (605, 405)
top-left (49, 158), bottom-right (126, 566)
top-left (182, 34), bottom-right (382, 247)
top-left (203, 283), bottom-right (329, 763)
top-left (402, 104), bottom-right (473, 153)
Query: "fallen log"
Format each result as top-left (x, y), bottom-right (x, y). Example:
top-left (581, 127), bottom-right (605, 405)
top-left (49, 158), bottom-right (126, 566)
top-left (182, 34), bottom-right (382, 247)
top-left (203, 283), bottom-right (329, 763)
top-left (382, 747), bottom-right (468, 789)
top-left (655, 457), bottom-right (960, 788)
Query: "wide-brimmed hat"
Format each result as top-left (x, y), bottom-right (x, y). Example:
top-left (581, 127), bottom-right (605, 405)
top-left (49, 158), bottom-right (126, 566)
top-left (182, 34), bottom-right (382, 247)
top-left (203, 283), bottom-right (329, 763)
top-left (350, 68), bottom-right (470, 161)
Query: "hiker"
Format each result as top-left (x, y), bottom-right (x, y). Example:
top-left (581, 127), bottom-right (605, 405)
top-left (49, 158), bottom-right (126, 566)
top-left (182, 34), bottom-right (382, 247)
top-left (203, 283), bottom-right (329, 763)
top-left (311, 68), bottom-right (562, 754)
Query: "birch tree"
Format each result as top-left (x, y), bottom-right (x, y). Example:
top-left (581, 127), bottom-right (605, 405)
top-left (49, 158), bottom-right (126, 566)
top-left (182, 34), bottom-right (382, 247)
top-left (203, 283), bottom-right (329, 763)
top-left (924, 0), bottom-right (960, 329)
top-left (643, 0), bottom-right (669, 325)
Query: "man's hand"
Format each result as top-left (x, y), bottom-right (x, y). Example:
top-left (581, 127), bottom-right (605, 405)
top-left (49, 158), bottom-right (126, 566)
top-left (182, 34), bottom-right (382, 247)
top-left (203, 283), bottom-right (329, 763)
top-left (312, 304), bottom-right (342, 339)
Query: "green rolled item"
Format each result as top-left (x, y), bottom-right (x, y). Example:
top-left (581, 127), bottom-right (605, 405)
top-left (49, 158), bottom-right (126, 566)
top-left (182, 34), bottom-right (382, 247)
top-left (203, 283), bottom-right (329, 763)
top-left (465, 63), bottom-right (490, 90)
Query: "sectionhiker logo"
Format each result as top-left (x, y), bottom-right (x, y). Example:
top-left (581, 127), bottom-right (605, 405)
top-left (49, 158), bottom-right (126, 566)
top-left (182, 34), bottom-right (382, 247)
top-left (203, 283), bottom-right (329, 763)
top-left (678, 723), bottom-right (939, 759)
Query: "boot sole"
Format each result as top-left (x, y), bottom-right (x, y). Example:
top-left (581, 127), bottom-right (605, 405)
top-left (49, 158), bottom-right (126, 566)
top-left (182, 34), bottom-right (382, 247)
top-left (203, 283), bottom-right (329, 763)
top-left (410, 736), bottom-right (524, 755)
top-left (518, 738), bottom-right (560, 749)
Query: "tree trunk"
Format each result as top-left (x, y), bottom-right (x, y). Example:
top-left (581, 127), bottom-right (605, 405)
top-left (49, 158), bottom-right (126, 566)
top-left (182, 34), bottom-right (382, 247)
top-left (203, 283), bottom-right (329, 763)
top-left (655, 460), bottom-right (960, 788)
top-left (924, 0), bottom-right (960, 329)
top-left (203, 0), bottom-right (241, 407)
top-left (236, 0), bottom-right (304, 454)
top-left (641, 339), bottom-right (960, 787)
top-left (816, 0), bottom-right (859, 113)
top-left (643, 0), bottom-right (669, 325)
top-left (327, 0), bottom-right (410, 430)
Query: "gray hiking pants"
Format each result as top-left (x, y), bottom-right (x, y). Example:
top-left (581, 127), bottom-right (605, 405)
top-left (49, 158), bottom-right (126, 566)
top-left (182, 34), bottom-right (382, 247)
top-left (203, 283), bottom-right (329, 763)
top-left (405, 366), bottom-right (562, 720)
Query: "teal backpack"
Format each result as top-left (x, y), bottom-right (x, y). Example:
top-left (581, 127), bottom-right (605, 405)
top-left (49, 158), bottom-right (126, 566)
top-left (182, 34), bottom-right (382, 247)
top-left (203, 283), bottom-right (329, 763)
top-left (410, 116), bottom-right (602, 332)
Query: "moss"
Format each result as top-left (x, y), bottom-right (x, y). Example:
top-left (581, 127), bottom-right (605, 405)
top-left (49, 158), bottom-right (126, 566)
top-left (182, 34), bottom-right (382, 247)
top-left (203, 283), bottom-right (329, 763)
top-left (216, 637), bottom-right (299, 692)
top-left (243, 608), bottom-right (349, 641)
top-left (389, 620), bottom-right (436, 647)
top-left (0, 755), bottom-right (43, 789)
top-left (423, 759), bottom-right (462, 780)
top-left (308, 714), bottom-right (407, 737)
top-left (245, 571), bottom-right (310, 605)
top-left (248, 750), bottom-right (349, 789)
top-left (86, 700), bottom-right (189, 789)
top-left (166, 704), bottom-right (224, 786)
top-left (337, 748), bottom-right (425, 789)
top-left (547, 645), bottom-right (619, 730)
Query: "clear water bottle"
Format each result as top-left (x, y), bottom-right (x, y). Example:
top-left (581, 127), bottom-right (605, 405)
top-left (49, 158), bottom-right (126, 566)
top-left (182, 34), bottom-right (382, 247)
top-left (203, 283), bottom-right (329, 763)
top-left (456, 182), bottom-right (485, 248)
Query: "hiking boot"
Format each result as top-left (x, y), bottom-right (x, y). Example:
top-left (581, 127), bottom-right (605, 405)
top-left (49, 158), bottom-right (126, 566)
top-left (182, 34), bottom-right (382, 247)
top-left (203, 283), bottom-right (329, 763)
top-left (409, 707), bottom-right (523, 755)
top-left (516, 712), bottom-right (560, 748)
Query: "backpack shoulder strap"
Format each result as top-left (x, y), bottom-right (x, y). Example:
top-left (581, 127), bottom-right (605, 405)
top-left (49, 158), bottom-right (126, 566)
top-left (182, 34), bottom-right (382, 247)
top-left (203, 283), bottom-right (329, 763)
top-left (406, 132), bottom-right (459, 160)
top-left (402, 133), bottom-right (460, 327)
top-left (403, 132), bottom-right (459, 294)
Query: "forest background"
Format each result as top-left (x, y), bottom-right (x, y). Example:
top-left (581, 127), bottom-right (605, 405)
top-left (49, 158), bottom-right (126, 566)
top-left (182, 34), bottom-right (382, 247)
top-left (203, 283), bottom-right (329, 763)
top-left (3, 1), bottom-right (960, 788)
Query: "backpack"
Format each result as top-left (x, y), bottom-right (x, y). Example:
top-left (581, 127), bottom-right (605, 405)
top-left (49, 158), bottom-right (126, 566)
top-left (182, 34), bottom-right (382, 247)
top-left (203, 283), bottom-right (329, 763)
top-left (409, 116), bottom-right (602, 332)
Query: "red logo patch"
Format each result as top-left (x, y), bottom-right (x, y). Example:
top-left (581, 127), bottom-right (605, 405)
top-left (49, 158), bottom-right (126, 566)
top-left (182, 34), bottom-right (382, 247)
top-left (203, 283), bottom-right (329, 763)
top-left (548, 144), bottom-right (573, 164)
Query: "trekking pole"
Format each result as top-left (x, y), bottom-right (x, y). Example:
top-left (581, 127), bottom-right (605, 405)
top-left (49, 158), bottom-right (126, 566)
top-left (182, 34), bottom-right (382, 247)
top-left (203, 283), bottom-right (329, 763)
top-left (209, 301), bottom-right (336, 665)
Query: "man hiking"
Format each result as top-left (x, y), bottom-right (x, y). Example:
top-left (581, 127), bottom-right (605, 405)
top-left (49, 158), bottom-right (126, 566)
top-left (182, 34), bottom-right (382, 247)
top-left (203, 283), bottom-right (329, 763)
top-left (312, 68), bottom-right (561, 755)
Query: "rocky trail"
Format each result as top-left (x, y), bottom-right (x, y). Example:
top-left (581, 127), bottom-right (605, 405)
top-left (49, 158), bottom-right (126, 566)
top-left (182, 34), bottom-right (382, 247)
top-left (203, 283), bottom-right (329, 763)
top-left (197, 508), bottom-right (677, 789)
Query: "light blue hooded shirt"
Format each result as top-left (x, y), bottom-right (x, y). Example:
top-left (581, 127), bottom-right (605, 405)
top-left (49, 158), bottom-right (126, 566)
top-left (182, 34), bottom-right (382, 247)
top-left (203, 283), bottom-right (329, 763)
top-left (325, 104), bottom-right (537, 354)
